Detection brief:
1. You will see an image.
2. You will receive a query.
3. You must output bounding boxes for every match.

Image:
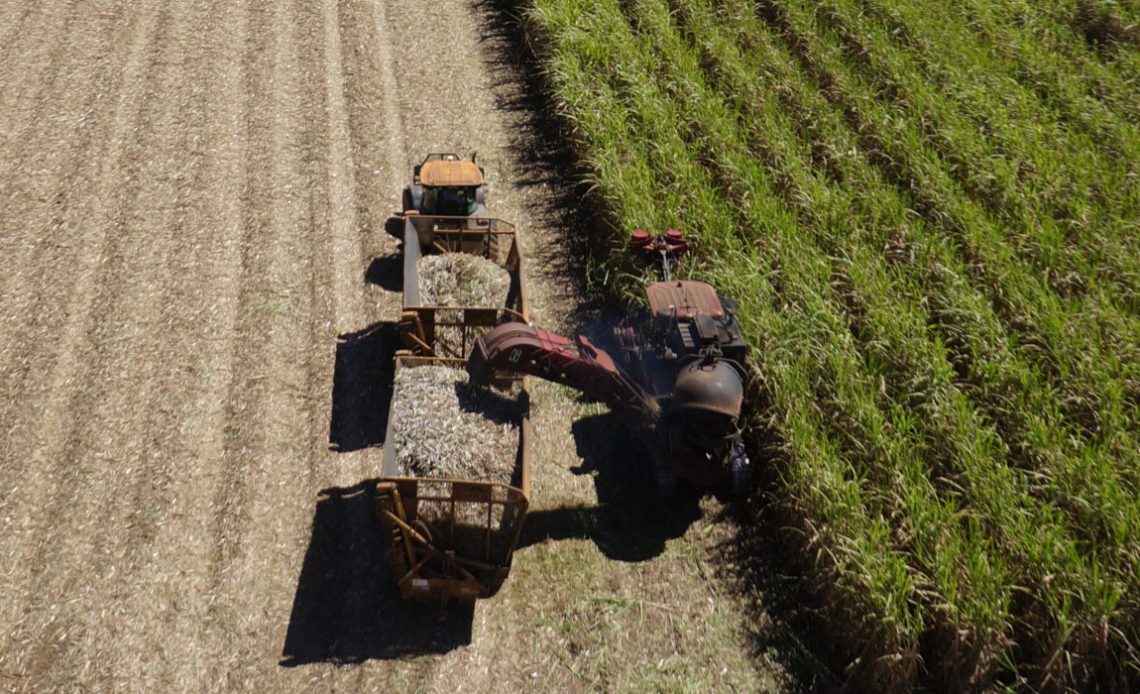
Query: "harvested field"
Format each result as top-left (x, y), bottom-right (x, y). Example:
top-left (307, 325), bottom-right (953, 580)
top-left (388, 365), bottom-right (521, 483)
top-left (526, 0), bottom-right (1140, 689)
top-left (0, 0), bottom-right (789, 691)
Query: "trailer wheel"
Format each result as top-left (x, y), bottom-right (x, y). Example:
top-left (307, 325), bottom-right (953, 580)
top-left (403, 185), bottom-right (424, 214)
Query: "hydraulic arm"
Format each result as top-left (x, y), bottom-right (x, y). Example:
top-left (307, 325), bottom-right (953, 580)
top-left (468, 322), bottom-right (666, 459)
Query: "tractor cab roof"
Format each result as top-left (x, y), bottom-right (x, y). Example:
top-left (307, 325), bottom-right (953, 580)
top-left (419, 159), bottom-right (484, 187)
top-left (646, 281), bottom-right (724, 321)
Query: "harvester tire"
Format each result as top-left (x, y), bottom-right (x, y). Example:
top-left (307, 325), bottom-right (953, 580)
top-left (729, 438), bottom-right (752, 496)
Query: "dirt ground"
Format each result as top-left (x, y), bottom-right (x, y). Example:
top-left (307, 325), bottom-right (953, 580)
top-left (0, 0), bottom-right (796, 691)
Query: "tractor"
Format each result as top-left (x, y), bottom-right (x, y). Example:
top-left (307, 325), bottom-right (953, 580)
top-left (403, 153), bottom-right (488, 218)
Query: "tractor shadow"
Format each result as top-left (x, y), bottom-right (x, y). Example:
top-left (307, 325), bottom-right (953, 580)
top-left (520, 411), bottom-right (702, 563)
top-left (280, 481), bottom-right (473, 666)
top-left (363, 218), bottom-right (407, 293)
top-left (382, 215), bottom-right (405, 241)
top-left (328, 322), bottom-right (399, 453)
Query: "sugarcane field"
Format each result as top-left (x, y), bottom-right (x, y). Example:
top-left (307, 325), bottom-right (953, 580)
top-left (1, 0), bottom-right (1137, 691)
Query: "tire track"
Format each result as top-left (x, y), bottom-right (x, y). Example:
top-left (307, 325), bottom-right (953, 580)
top-left (374, 0), bottom-right (560, 328)
top-left (0, 0), bottom-right (124, 278)
top-left (203, 0), bottom-right (278, 636)
top-left (346, 1), bottom-right (589, 692)
top-left (125, 1), bottom-right (252, 688)
top-left (0, 0), bottom-right (82, 147)
top-left (0, 0), bottom-right (764, 688)
top-left (363, 0), bottom-right (410, 195)
top-left (1, 1), bottom-right (196, 684)
top-left (0, 0), bottom-right (128, 475)
top-left (59, 0), bottom-right (215, 686)
top-left (0, 4), bottom-right (166, 678)
top-left (0, 3), bottom-right (39, 60)
top-left (205, 0), bottom-right (321, 684)
top-left (322, 0), bottom-right (365, 335)
top-left (295, 0), bottom-right (339, 517)
top-left (377, 0), bottom-right (502, 168)
top-left (338, 0), bottom-right (409, 339)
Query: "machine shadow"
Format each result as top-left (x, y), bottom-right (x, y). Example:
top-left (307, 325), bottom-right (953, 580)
top-left (365, 217), bottom-right (406, 293)
top-left (280, 481), bottom-right (473, 666)
top-left (328, 322), bottom-right (399, 452)
top-left (365, 255), bottom-right (403, 293)
top-left (382, 215), bottom-right (405, 240)
top-left (520, 411), bottom-right (702, 562)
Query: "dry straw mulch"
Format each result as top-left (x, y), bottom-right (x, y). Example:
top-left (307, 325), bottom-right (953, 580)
top-left (417, 253), bottom-right (510, 307)
top-left (390, 365), bottom-right (521, 484)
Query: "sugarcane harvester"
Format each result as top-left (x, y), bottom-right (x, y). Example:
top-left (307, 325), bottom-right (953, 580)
top-left (467, 230), bottom-right (752, 496)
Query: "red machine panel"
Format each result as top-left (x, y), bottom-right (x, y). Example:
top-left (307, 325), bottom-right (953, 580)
top-left (645, 281), bottom-right (724, 320)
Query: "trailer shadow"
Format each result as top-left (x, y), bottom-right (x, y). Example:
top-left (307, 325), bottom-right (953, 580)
top-left (328, 322), bottom-right (400, 452)
top-left (520, 411), bottom-right (702, 562)
top-left (280, 481), bottom-right (473, 667)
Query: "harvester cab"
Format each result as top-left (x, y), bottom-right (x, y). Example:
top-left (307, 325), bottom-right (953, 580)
top-left (404, 153), bottom-right (488, 218)
top-left (468, 230), bottom-right (753, 497)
